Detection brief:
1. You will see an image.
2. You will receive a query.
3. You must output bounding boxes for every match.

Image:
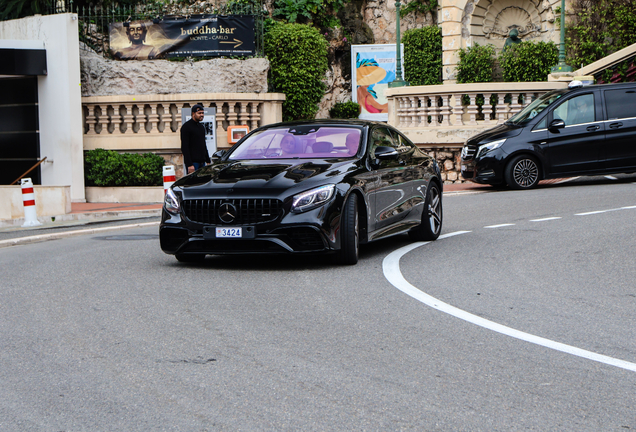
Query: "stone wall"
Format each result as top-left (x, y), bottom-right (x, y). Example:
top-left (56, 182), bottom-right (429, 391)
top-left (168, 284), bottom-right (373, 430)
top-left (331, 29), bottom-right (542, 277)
top-left (426, 147), bottom-right (464, 183)
top-left (79, 44), bottom-right (269, 97)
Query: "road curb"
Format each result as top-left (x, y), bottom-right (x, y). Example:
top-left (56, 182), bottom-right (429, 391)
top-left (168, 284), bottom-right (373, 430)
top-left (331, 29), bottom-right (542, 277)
top-left (0, 221), bottom-right (160, 248)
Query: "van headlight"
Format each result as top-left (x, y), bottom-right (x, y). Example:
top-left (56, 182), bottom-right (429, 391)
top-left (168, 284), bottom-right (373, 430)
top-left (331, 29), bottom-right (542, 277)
top-left (291, 185), bottom-right (335, 213)
top-left (477, 139), bottom-right (506, 158)
top-left (164, 188), bottom-right (181, 214)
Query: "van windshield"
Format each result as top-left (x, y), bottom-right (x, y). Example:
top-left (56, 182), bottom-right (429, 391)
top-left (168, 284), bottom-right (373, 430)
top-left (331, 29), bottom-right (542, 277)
top-left (506, 89), bottom-right (568, 125)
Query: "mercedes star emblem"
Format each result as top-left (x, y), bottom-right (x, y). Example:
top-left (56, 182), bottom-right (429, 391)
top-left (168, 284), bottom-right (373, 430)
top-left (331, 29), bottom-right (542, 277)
top-left (218, 203), bottom-right (237, 223)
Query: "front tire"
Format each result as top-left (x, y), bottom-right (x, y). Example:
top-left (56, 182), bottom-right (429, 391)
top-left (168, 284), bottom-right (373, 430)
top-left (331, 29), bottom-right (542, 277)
top-left (505, 155), bottom-right (540, 189)
top-left (409, 182), bottom-right (442, 241)
top-left (337, 194), bottom-right (359, 265)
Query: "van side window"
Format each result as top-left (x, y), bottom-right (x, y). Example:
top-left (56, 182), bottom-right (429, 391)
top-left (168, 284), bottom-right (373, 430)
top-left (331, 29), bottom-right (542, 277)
top-left (533, 117), bottom-right (547, 130)
top-left (604, 89), bottom-right (636, 120)
top-left (553, 94), bottom-right (595, 126)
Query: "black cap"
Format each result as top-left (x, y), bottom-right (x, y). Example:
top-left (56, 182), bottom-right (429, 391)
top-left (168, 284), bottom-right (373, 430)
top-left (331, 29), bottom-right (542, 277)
top-left (191, 104), bottom-right (204, 114)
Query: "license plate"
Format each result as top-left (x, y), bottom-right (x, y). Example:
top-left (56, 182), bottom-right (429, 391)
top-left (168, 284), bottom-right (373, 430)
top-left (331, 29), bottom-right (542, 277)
top-left (216, 227), bottom-right (242, 238)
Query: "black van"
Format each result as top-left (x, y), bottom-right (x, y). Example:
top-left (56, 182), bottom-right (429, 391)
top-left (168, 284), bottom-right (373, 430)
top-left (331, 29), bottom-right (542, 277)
top-left (460, 81), bottom-right (636, 189)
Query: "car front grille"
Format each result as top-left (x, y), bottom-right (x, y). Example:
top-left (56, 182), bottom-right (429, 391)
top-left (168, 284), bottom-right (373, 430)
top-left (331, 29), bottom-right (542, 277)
top-left (182, 199), bottom-right (283, 225)
top-left (461, 146), bottom-right (477, 161)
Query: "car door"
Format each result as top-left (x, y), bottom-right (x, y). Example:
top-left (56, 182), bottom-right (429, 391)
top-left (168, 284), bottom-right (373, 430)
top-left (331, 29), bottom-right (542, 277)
top-left (545, 92), bottom-right (605, 175)
top-left (367, 126), bottom-right (411, 234)
top-left (391, 130), bottom-right (432, 224)
top-left (601, 86), bottom-right (636, 170)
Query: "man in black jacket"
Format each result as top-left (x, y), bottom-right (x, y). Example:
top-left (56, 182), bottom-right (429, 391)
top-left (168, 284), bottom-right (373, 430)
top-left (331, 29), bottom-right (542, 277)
top-left (181, 104), bottom-right (211, 174)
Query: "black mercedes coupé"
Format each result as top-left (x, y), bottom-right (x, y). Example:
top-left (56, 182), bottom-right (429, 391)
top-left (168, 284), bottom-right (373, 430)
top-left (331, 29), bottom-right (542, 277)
top-left (160, 120), bottom-right (443, 265)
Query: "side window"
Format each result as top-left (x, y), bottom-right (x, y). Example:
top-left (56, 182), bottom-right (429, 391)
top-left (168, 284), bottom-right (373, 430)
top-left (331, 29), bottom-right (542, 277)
top-left (552, 93), bottom-right (595, 126)
top-left (605, 89), bottom-right (636, 120)
top-left (370, 127), bottom-right (397, 157)
top-left (533, 117), bottom-right (547, 130)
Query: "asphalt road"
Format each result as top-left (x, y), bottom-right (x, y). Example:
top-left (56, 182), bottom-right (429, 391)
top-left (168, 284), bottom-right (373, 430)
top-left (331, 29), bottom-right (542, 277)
top-left (1, 175), bottom-right (635, 430)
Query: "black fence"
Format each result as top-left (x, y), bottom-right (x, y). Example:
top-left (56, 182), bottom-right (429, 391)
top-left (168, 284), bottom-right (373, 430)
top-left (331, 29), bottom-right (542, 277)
top-left (42, 0), bottom-right (265, 58)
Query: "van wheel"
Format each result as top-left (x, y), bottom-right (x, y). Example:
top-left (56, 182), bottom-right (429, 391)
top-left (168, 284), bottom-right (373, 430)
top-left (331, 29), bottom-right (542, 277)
top-left (409, 182), bottom-right (442, 241)
top-left (505, 155), bottom-right (540, 189)
top-left (336, 194), bottom-right (359, 265)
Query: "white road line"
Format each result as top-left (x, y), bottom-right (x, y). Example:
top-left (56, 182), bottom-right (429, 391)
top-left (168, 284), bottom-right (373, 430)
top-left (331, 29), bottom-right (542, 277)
top-left (0, 222), bottom-right (160, 248)
top-left (485, 223), bottom-right (515, 229)
top-left (576, 206), bottom-right (636, 216)
top-left (605, 176), bottom-right (618, 180)
top-left (530, 217), bottom-right (562, 222)
top-left (383, 231), bottom-right (636, 373)
top-left (575, 210), bottom-right (607, 216)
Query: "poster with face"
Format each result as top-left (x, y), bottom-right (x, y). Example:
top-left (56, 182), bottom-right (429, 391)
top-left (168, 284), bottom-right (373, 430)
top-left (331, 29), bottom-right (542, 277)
top-left (351, 44), bottom-right (404, 122)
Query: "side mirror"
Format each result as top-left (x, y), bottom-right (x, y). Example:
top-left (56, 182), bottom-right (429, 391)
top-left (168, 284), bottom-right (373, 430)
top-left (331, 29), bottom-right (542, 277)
top-left (548, 119), bottom-right (565, 131)
top-left (212, 149), bottom-right (227, 159)
top-left (374, 146), bottom-right (399, 160)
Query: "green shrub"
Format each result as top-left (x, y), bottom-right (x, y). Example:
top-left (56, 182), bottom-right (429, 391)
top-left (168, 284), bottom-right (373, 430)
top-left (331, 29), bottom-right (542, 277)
top-left (329, 102), bottom-right (360, 119)
top-left (85, 148), bottom-right (164, 187)
top-left (566, 0), bottom-right (636, 68)
top-left (499, 41), bottom-right (558, 82)
top-left (265, 22), bottom-right (329, 121)
top-left (403, 26), bottom-right (442, 86)
top-left (456, 43), bottom-right (496, 83)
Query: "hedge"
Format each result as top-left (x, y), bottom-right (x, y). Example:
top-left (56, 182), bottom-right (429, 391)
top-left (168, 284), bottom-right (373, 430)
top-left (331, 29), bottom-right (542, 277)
top-left (403, 26), bottom-right (443, 86)
top-left (264, 22), bottom-right (329, 121)
top-left (84, 148), bottom-right (164, 187)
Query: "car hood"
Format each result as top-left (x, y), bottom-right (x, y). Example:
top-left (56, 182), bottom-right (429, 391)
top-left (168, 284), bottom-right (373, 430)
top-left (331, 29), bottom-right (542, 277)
top-left (466, 123), bottom-right (523, 146)
top-left (174, 158), bottom-right (355, 199)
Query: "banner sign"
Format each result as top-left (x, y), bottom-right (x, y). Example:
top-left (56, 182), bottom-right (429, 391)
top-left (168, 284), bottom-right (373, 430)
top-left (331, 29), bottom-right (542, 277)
top-left (351, 44), bottom-right (404, 122)
top-left (109, 16), bottom-right (255, 60)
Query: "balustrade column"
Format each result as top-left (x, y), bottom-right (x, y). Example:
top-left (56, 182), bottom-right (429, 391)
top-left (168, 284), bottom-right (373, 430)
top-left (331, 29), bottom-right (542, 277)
top-left (453, 94), bottom-right (464, 126)
top-left (146, 104), bottom-right (159, 133)
top-left (439, 95), bottom-right (451, 126)
top-left (509, 93), bottom-right (523, 117)
top-left (249, 103), bottom-right (260, 130)
top-left (96, 104), bottom-right (108, 134)
top-left (226, 102), bottom-right (238, 126)
top-left (85, 104), bottom-right (97, 135)
top-left (111, 104), bottom-right (123, 134)
top-left (467, 94), bottom-right (479, 125)
top-left (238, 102), bottom-right (250, 126)
top-left (216, 103), bottom-right (225, 137)
top-left (482, 93), bottom-right (493, 124)
top-left (416, 96), bottom-right (428, 127)
top-left (122, 104), bottom-right (135, 134)
top-left (429, 96), bottom-right (440, 127)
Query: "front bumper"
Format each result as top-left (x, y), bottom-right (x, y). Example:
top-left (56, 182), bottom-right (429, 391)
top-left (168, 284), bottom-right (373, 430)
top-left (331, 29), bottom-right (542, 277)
top-left (160, 202), bottom-right (342, 256)
top-left (461, 154), bottom-right (504, 185)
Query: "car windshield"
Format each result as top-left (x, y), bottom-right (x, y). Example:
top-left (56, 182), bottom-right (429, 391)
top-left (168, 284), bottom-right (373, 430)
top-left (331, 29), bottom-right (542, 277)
top-left (506, 89), bottom-right (568, 125)
top-left (228, 126), bottom-right (363, 160)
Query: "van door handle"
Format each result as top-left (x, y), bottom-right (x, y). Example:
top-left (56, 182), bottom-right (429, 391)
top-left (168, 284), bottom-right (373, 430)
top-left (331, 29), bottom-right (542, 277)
top-left (609, 122), bottom-right (623, 129)
top-left (586, 125), bottom-right (600, 131)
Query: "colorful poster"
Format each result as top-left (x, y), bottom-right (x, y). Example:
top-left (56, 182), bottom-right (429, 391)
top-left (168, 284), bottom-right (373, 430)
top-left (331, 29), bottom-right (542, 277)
top-left (109, 16), bottom-right (255, 60)
top-left (351, 44), bottom-right (404, 122)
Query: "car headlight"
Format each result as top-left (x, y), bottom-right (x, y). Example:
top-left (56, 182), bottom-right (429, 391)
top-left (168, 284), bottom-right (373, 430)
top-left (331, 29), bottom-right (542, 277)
top-left (291, 185), bottom-right (335, 213)
top-left (477, 138), bottom-right (506, 158)
top-left (164, 188), bottom-right (181, 214)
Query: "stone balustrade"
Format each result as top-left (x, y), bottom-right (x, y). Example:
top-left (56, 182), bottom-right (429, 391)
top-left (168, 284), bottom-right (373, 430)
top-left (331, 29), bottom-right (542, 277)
top-left (386, 82), bottom-right (567, 146)
top-left (385, 82), bottom-right (568, 182)
top-left (82, 92), bottom-right (286, 153)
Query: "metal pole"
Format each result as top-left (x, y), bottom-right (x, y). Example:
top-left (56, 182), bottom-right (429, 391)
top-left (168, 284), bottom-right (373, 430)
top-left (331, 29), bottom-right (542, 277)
top-left (551, 0), bottom-right (572, 73)
top-left (389, 0), bottom-right (409, 88)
